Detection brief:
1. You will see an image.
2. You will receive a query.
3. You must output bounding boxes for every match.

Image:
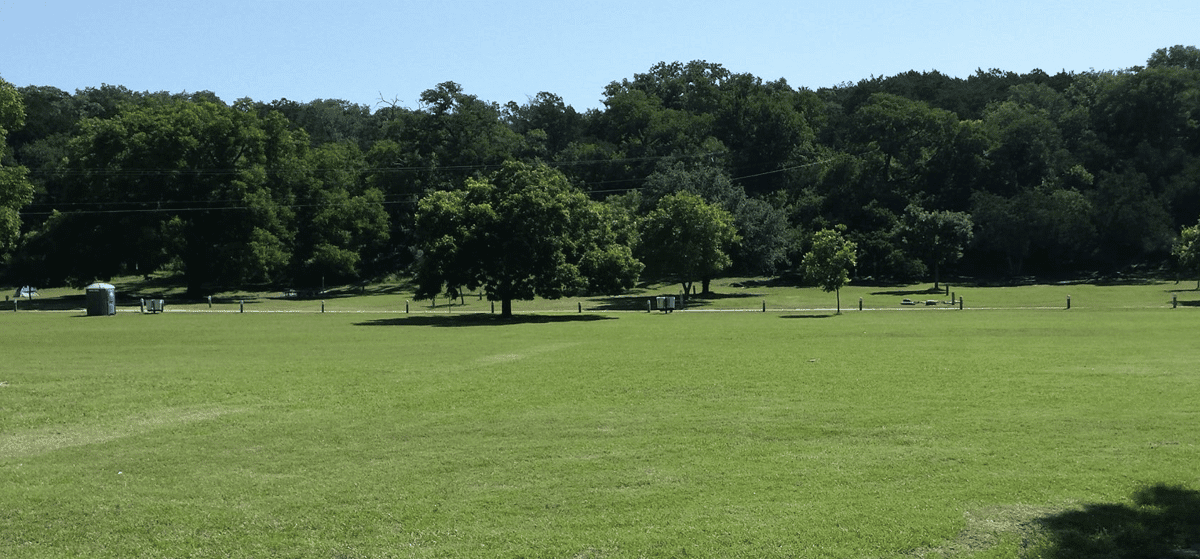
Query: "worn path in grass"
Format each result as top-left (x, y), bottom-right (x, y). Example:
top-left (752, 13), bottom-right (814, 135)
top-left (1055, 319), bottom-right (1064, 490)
top-left (1, 301), bottom-right (1198, 558)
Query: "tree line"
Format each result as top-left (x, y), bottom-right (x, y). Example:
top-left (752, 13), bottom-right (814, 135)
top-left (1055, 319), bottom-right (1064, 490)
top-left (3, 45), bottom-right (1200, 299)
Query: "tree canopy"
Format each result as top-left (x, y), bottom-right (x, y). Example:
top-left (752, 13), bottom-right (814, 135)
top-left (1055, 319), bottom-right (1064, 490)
top-left (0, 76), bottom-right (34, 253)
top-left (413, 161), bottom-right (640, 317)
top-left (6, 46), bottom-right (1200, 293)
top-left (1173, 220), bottom-right (1200, 289)
top-left (53, 98), bottom-right (304, 293)
top-left (802, 227), bottom-right (857, 313)
top-left (638, 191), bottom-right (739, 296)
top-left (898, 204), bottom-right (974, 289)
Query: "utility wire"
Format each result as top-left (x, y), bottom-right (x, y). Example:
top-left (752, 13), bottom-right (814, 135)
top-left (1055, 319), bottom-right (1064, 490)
top-left (17, 150), bottom-right (864, 217)
top-left (24, 152), bottom-right (723, 177)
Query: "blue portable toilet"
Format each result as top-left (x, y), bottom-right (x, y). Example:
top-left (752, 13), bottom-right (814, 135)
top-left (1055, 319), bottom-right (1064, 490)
top-left (85, 283), bottom-right (116, 316)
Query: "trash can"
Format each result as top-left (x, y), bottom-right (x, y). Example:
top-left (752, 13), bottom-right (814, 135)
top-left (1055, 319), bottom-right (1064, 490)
top-left (86, 283), bottom-right (116, 316)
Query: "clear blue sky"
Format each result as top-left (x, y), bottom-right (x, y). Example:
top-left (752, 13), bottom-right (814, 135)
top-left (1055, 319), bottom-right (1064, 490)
top-left (2, 0), bottom-right (1197, 112)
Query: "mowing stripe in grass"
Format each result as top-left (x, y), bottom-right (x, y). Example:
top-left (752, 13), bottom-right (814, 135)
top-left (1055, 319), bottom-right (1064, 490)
top-left (0, 406), bottom-right (245, 459)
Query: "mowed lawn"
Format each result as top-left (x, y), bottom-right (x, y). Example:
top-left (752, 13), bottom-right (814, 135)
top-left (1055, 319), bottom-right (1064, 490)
top-left (2, 286), bottom-right (1198, 558)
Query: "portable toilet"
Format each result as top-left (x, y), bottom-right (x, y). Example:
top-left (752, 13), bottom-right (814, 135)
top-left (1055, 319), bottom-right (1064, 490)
top-left (85, 283), bottom-right (116, 316)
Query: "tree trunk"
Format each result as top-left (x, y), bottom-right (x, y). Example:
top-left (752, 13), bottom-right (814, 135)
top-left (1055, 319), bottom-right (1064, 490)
top-left (835, 288), bottom-right (841, 315)
top-left (183, 241), bottom-right (210, 298)
top-left (701, 277), bottom-right (712, 294)
top-left (501, 298), bottom-right (513, 318)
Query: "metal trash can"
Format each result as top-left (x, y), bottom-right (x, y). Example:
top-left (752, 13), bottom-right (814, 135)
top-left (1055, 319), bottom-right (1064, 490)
top-left (85, 283), bottom-right (116, 316)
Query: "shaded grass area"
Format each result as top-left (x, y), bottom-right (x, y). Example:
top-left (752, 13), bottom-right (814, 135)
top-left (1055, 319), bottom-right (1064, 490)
top-left (1030, 485), bottom-right (1200, 558)
top-left (1, 301), bottom-right (1199, 557)
top-left (355, 313), bottom-right (619, 327)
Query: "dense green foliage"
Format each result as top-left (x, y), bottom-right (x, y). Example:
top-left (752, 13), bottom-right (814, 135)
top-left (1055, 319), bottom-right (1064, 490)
top-left (638, 190), bottom-right (739, 295)
top-left (1172, 220), bottom-right (1200, 288)
top-left (0, 77), bottom-right (35, 252)
top-left (412, 161), bottom-right (641, 316)
top-left (5, 46), bottom-right (1200, 291)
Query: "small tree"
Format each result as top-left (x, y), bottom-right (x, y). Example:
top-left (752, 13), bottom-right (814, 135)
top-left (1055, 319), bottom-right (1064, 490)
top-left (802, 227), bottom-right (857, 314)
top-left (1173, 221), bottom-right (1200, 289)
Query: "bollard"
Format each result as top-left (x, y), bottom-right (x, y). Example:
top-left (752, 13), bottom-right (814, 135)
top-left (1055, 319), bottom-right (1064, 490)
top-left (1066, 295), bottom-right (1071, 310)
top-left (945, 285), bottom-right (949, 296)
top-left (578, 302), bottom-right (582, 313)
top-left (762, 300), bottom-right (766, 312)
top-left (322, 300), bottom-right (325, 313)
top-left (141, 298), bottom-right (145, 314)
top-left (1173, 293), bottom-right (1178, 309)
top-left (859, 297), bottom-right (863, 311)
top-left (406, 301), bottom-right (409, 313)
top-left (958, 296), bottom-right (963, 310)
top-left (648, 300), bottom-right (652, 313)
top-left (240, 300), bottom-right (244, 313)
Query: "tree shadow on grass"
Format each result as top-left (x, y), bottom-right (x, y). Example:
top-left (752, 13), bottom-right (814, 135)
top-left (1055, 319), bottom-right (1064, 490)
top-left (779, 314), bottom-right (836, 319)
top-left (12, 294), bottom-right (85, 311)
top-left (589, 292), bottom-right (756, 311)
top-left (692, 291), bottom-right (762, 300)
top-left (355, 313), bottom-right (618, 328)
top-left (1033, 484), bottom-right (1200, 558)
top-left (589, 296), bottom-right (658, 311)
top-left (870, 287), bottom-right (947, 297)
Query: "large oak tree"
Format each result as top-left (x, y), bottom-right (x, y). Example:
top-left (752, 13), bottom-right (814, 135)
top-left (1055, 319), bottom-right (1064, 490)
top-left (413, 160), bottom-right (641, 317)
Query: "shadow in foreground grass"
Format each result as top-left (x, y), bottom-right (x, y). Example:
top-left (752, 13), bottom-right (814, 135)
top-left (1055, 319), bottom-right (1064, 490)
top-left (355, 313), bottom-right (618, 327)
top-left (1033, 484), bottom-right (1200, 558)
top-left (779, 314), bottom-right (836, 319)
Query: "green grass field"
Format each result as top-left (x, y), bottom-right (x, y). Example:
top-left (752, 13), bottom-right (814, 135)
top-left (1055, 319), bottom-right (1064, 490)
top-left (2, 280), bottom-right (1199, 558)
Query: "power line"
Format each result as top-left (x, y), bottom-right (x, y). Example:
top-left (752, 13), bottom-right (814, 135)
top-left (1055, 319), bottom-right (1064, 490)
top-left (16, 150), bottom-right (863, 217)
top-left (17, 198), bottom-right (416, 218)
top-left (24, 152), bottom-right (724, 177)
